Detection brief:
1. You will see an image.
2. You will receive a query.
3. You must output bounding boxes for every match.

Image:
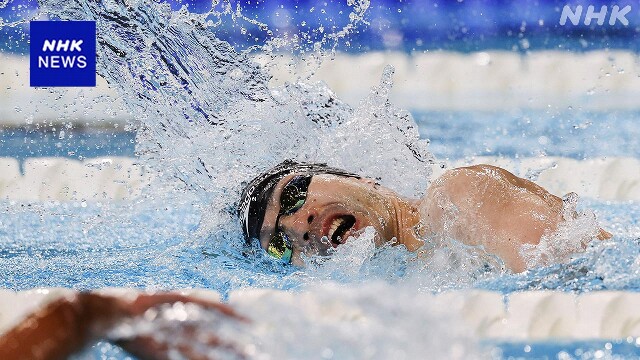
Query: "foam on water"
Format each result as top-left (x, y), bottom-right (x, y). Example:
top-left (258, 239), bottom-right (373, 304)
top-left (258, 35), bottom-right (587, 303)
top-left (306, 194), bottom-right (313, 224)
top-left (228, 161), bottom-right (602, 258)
top-left (288, 225), bottom-right (506, 293)
top-left (105, 282), bottom-right (484, 360)
top-left (519, 193), bottom-right (602, 269)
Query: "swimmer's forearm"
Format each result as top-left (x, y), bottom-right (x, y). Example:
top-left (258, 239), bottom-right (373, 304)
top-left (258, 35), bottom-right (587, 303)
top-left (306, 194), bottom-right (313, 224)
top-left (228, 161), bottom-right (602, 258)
top-left (0, 294), bottom-right (92, 360)
top-left (0, 292), bottom-right (128, 360)
top-left (0, 291), bottom-right (243, 360)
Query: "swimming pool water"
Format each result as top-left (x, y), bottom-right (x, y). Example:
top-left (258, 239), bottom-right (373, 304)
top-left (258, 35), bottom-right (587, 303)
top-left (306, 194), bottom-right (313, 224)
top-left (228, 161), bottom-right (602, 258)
top-left (2, 182), bottom-right (636, 356)
top-left (0, 127), bottom-right (136, 166)
top-left (2, 109), bottom-right (639, 294)
top-left (1, 114), bottom-right (639, 359)
top-left (2, 0), bottom-right (640, 357)
top-left (1, 173), bottom-right (637, 294)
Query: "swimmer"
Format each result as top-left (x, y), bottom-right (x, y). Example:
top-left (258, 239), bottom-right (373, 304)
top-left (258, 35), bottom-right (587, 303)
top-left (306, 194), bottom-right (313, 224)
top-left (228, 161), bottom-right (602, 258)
top-left (239, 160), bottom-right (611, 272)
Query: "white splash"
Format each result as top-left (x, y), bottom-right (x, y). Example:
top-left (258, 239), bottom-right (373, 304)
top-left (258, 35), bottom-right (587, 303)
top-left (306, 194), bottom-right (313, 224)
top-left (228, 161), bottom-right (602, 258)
top-left (519, 192), bottom-right (602, 269)
top-left (109, 282), bottom-right (486, 360)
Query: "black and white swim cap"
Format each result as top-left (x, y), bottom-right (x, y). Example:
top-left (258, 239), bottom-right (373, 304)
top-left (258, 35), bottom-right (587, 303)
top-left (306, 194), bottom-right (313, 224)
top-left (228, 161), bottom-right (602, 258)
top-left (238, 160), bottom-right (360, 244)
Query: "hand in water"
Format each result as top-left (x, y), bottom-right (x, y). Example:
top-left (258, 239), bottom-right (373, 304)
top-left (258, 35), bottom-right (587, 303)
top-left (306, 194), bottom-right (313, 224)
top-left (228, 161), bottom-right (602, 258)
top-left (105, 293), bottom-right (248, 360)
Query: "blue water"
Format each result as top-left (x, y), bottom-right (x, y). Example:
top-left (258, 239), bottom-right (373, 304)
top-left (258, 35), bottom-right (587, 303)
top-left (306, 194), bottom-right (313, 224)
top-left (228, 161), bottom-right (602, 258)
top-left (0, 100), bottom-right (639, 360)
top-left (2, 109), bottom-right (637, 298)
top-left (1, 184), bottom-right (636, 294)
top-left (415, 110), bottom-right (640, 160)
top-left (0, 128), bottom-right (136, 169)
top-left (495, 339), bottom-right (640, 359)
top-left (3, 0), bottom-right (640, 55)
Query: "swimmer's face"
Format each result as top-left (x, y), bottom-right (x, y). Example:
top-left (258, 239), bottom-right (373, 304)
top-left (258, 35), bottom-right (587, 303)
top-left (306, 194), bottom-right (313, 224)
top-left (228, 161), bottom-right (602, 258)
top-left (259, 173), bottom-right (398, 266)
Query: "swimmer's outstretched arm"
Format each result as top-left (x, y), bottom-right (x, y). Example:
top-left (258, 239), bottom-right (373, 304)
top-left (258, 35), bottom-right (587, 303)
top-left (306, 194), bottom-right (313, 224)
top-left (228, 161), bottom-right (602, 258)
top-left (0, 292), bottom-right (243, 360)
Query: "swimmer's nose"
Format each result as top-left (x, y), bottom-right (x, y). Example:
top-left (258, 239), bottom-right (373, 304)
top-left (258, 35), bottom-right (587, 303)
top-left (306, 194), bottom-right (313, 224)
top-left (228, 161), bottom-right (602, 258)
top-left (279, 209), bottom-right (315, 243)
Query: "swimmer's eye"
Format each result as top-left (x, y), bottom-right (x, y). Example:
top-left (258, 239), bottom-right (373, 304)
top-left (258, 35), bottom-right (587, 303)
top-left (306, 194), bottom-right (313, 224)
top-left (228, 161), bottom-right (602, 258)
top-left (265, 174), bottom-right (311, 264)
top-left (279, 175), bottom-right (312, 215)
top-left (267, 231), bottom-right (293, 263)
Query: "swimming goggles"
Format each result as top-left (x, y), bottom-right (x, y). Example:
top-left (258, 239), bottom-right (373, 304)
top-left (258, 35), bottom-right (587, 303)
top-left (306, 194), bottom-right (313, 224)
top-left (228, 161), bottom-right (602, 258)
top-left (266, 174), bottom-right (312, 263)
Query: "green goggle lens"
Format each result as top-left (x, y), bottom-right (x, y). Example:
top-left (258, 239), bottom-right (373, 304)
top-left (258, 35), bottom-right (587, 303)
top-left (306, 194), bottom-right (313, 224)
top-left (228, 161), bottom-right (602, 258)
top-left (279, 175), bottom-right (311, 215)
top-left (265, 175), bottom-right (312, 264)
top-left (267, 231), bottom-right (293, 263)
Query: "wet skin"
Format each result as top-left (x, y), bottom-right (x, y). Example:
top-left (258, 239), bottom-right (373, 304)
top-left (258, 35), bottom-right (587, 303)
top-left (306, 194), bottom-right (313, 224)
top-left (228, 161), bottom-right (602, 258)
top-left (0, 292), bottom-right (244, 360)
top-left (259, 164), bottom-right (611, 272)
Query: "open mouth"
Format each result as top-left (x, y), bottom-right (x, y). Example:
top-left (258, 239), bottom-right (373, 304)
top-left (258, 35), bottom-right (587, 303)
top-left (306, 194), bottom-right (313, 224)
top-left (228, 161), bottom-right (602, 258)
top-left (328, 215), bottom-right (356, 246)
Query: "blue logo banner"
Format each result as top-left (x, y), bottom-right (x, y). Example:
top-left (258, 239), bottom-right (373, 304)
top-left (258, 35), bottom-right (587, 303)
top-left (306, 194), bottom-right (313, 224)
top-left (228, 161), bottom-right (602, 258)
top-left (30, 21), bottom-right (96, 87)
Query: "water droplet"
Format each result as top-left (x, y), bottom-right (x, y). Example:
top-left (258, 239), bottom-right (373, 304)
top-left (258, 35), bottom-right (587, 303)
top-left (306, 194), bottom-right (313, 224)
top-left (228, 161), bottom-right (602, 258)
top-left (474, 52), bottom-right (491, 66)
top-left (321, 348), bottom-right (334, 359)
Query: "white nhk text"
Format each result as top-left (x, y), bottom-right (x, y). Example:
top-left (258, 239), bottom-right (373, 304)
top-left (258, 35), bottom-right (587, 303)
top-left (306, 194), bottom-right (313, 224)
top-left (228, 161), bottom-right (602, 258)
top-left (559, 5), bottom-right (631, 26)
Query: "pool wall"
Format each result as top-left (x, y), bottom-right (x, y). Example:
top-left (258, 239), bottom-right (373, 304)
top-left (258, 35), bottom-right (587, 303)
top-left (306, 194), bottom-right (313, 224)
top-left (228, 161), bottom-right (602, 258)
top-left (1, 50), bottom-right (639, 127)
top-left (1, 156), bottom-right (638, 202)
top-left (4, 287), bottom-right (640, 342)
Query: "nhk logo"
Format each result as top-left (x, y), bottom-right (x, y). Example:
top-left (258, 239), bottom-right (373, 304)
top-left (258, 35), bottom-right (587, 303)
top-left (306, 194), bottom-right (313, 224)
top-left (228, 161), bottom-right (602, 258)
top-left (30, 21), bottom-right (96, 87)
top-left (559, 5), bottom-right (631, 26)
top-left (38, 40), bottom-right (87, 68)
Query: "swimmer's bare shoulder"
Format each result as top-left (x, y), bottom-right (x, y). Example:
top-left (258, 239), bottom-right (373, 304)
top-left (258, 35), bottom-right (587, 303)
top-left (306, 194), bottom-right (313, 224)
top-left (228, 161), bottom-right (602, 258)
top-left (419, 164), bottom-right (611, 272)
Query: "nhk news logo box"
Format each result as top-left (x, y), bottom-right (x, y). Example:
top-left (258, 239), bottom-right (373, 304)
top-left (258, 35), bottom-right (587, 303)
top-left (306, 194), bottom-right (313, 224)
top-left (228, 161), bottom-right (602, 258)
top-left (30, 21), bottom-right (96, 87)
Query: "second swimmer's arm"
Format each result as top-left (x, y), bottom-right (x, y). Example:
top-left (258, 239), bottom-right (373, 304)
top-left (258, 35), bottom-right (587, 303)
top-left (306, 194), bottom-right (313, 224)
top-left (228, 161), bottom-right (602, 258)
top-left (0, 292), bottom-right (244, 360)
top-left (0, 293), bottom-right (104, 360)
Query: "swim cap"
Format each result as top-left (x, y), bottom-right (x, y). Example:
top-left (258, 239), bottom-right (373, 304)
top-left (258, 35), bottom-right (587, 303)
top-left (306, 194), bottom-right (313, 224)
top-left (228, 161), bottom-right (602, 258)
top-left (238, 160), bottom-right (360, 244)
